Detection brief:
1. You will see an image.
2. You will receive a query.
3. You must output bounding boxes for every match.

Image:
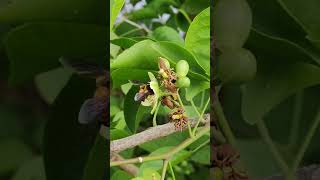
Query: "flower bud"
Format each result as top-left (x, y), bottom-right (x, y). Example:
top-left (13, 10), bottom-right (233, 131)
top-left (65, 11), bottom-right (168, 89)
top-left (175, 60), bottom-right (189, 77)
top-left (158, 57), bottom-right (170, 70)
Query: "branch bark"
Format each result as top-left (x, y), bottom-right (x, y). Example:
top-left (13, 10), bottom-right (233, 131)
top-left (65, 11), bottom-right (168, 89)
top-left (110, 114), bottom-right (210, 153)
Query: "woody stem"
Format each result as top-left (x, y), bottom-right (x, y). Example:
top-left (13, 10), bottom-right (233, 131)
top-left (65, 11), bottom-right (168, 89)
top-left (110, 126), bottom-right (209, 167)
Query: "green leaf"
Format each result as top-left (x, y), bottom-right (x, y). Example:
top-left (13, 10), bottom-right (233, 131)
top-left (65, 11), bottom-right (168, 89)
top-left (154, 41), bottom-right (208, 79)
top-left (151, 26), bottom-right (184, 46)
top-left (35, 67), bottom-right (73, 104)
top-left (0, 105), bottom-right (24, 139)
top-left (121, 83), bottom-right (133, 94)
top-left (190, 145), bottom-right (210, 165)
top-left (111, 170), bottom-right (132, 180)
top-left (185, 80), bottom-right (209, 101)
top-left (111, 111), bottom-right (126, 130)
top-left (246, 29), bottom-right (320, 65)
top-left (308, 36), bottom-right (320, 50)
top-left (184, 105), bottom-right (198, 118)
top-left (83, 134), bottom-right (107, 180)
top-left (110, 40), bottom-right (159, 70)
top-left (185, 7), bottom-right (210, 75)
top-left (43, 76), bottom-right (98, 180)
top-left (110, 129), bottom-right (130, 140)
top-left (110, 0), bottom-right (125, 30)
top-left (110, 105), bottom-right (121, 117)
top-left (236, 140), bottom-right (279, 178)
top-left (181, 0), bottom-right (210, 16)
top-left (140, 169), bottom-right (161, 180)
top-left (278, 0), bottom-right (320, 39)
top-left (242, 30), bottom-right (320, 124)
top-left (170, 150), bottom-right (193, 166)
top-left (111, 37), bottom-right (138, 49)
top-left (123, 86), bottom-right (140, 133)
top-left (115, 22), bottom-right (145, 37)
top-left (188, 135), bottom-right (210, 150)
top-left (0, 0), bottom-right (107, 24)
top-left (175, 9), bottom-right (190, 32)
top-left (246, 0), bottom-right (320, 65)
top-left (11, 156), bottom-right (46, 180)
top-left (111, 68), bottom-right (152, 88)
top-left (128, 0), bottom-right (177, 20)
top-left (242, 62), bottom-right (320, 124)
top-left (139, 146), bottom-right (190, 174)
top-left (111, 40), bottom-right (208, 82)
top-left (247, 0), bottom-right (306, 43)
top-left (139, 131), bottom-right (189, 152)
top-left (111, 32), bottom-right (121, 59)
top-left (0, 139), bottom-right (33, 174)
top-left (135, 106), bottom-right (152, 131)
top-left (4, 23), bottom-right (107, 86)
top-left (133, 169), bottom-right (161, 180)
top-left (131, 178), bottom-right (144, 180)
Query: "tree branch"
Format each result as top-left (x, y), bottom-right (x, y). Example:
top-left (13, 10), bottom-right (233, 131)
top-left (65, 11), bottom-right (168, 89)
top-left (110, 114), bottom-right (210, 153)
top-left (110, 125), bottom-right (210, 167)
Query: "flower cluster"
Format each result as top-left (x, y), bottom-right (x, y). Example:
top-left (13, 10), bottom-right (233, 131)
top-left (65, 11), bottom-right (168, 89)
top-left (135, 57), bottom-right (191, 130)
top-left (212, 144), bottom-right (248, 180)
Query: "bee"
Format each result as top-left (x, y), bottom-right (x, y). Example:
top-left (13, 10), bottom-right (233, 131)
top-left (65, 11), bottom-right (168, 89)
top-left (59, 57), bottom-right (108, 126)
top-left (129, 80), bottom-right (154, 102)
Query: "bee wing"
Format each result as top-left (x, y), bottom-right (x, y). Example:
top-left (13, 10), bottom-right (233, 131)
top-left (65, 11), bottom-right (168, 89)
top-left (78, 98), bottom-right (108, 125)
top-left (134, 92), bottom-right (146, 102)
top-left (59, 57), bottom-right (107, 77)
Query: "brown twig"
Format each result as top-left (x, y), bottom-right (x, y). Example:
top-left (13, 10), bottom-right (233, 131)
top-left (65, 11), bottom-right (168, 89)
top-left (110, 114), bottom-right (210, 153)
top-left (111, 125), bottom-right (210, 167)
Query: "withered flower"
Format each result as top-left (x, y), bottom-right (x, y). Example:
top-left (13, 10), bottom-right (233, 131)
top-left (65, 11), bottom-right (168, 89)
top-left (161, 96), bottom-right (175, 109)
top-left (158, 57), bottom-right (178, 93)
top-left (169, 108), bottom-right (188, 131)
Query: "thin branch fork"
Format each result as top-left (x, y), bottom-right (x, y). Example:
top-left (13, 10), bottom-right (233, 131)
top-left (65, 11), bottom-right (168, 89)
top-left (110, 114), bottom-right (210, 153)
top-left (111, 125), bottom-right (210, 167)
top-left (111, 154), bottom-right (139, 176)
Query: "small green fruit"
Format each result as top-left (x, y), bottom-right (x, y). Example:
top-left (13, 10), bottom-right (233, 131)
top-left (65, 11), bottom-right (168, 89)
top-left (175, 60), bottom-right (189, 77)
top-left (176, 76), bottom-right (190, 88)
top-left (213, 0), bottom-right (252, 51)
top-left (217, 48), bottom-right (257, 83)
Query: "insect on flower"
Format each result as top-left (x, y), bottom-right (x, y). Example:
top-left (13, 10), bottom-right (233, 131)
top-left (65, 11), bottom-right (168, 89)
top-left (59, 57), bottom-right (109, 126)
top-left (132, 72), bottom-right (161, 115)
top-left (132, 57), bottom-right (190, 129)
top-left (129, 80), bottom-right (154, 102)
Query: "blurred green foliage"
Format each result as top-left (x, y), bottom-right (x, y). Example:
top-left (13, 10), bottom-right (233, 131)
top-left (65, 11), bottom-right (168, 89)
top-left (0, 0), bottom-right (107, 180)
top-left (214, 0), bottom-right (320, 179)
